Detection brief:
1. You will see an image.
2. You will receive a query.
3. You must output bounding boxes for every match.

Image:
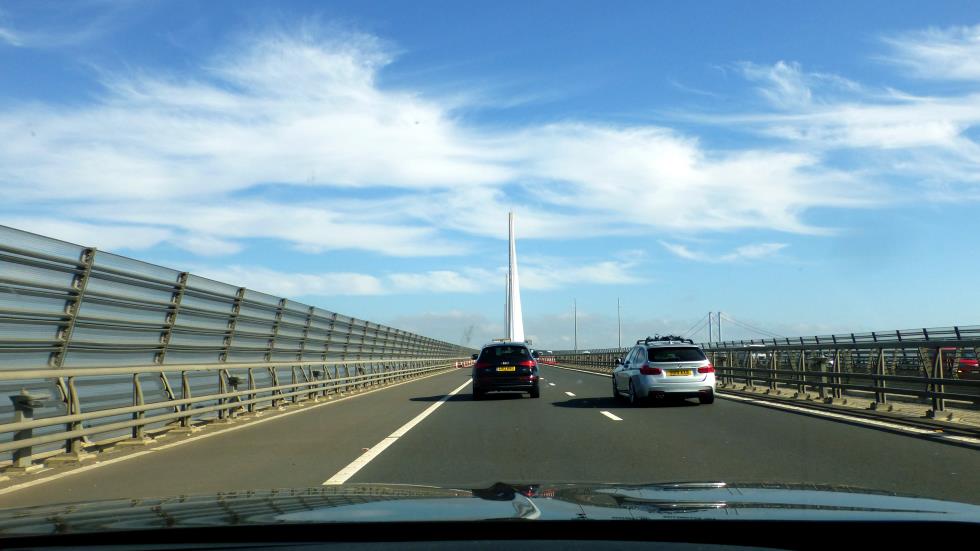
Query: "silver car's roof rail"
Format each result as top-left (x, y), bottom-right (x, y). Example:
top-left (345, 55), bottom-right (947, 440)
top-left (637, 335), bottom-right (695, 345)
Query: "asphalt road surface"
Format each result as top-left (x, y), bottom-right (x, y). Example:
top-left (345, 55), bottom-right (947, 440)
top-left (2, 365), bottom-right (978, 509)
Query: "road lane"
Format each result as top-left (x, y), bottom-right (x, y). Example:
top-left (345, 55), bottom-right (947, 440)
top-left (3, 363), bottom-right (978, 510)
top-left (0, 368), bottom-right (473, 508)
top-left (350, 365), bottom-right (980, 504)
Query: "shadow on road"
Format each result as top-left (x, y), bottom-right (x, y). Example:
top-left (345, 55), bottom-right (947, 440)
top-left (473, 392), bottom-right (526, 401)
top-left (409, 394), bottom-right (471, 402)
top-left (410, 392), bottom-right (526, 402)
top-left (552, 396), bottom-right (700, 409)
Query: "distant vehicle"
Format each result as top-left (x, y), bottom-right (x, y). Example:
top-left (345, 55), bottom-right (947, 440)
top-left (939, 347), bottom-right (980, 380)
top-left (613, 336), bottom-right (715, 405)
top-left (472, 342), bottom-right (540, 399)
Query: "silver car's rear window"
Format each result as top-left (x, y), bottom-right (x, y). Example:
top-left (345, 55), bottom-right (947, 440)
top-left (646, 347), bottom-right (706, 362)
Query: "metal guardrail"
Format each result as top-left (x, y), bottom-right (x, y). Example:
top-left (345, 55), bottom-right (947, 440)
top-left (0, 225), bottom-right (473, 468)
top-left (2, 359), bottom-right (460, 470)
top-left (552, 327), bottom-right (980, 416)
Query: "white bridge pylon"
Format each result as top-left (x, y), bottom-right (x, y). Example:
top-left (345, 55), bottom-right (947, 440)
top-left (504, 211), bottom-right (525, 343)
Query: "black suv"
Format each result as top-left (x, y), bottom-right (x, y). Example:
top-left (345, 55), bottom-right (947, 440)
top-left (471, 342), bottom-right (540, 399)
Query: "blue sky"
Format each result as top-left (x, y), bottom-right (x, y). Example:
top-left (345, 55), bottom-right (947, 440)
top-left (2, 0), bottom-right (980, 348)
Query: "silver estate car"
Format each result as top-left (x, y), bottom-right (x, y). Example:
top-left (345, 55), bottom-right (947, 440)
top-left (612, 337), bottom-right (716, 405)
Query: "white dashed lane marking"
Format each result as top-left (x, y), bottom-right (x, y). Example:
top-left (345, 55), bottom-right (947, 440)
top-left (548, 383), bottom-right (556, 386)
top-left (564, 391), bottom-right (576, 397)
top-left (600, 411), bottom-right (623, 421)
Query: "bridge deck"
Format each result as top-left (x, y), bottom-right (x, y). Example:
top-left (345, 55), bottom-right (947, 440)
top-left (1, 365), bottom-right (978, 509)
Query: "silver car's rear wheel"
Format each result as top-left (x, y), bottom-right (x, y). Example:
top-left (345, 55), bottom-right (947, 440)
top-left (627, 380), bottom-right (638, 407)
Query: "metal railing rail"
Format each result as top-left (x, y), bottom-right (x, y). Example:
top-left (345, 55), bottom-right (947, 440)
top-left (701, 326), bottom-right (980, 349)
top-left (550, 326), bottom-right (980, 416)
top-left (0, 225), bottom-right (474, 468)
top-left (0, 358), bottom-right (463, 464)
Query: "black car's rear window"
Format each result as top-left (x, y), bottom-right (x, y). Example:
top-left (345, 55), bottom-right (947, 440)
top-left (480, 346), bottom-right (530, 362)
top-left (646, 347), bottom-right (707, 362)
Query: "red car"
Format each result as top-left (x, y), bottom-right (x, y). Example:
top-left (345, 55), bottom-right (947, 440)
top-left (938, 347), bottom-right (979, 380)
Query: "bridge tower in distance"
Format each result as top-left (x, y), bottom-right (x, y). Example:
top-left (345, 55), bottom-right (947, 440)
top-left (504, 211), bottom-right (525, 342)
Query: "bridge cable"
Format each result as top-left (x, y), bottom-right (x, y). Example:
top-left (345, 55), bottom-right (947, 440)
top-left (724, 318), bottom-right (781, 339)
top-left (719, 313), bottom-right (783, 339)
top-left (679, 314), bottom-right (709, 339)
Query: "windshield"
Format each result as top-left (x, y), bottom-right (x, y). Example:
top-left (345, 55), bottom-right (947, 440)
top-left (646, 347), bottom-right (707, 362)
top-left (480, 346), bottom-right (530, 362)
top-left (1, 0), bottom-right (979, 539)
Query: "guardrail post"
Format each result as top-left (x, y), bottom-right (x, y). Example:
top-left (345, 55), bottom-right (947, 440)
top-left (50, 248), bottom-right (96, 369)
top-left (246, 368), bottom-right (256, 413)
top-left (927, 347), bottom-right (947, 417)
top-left (115, 373), bottom-right (152, 446)
top-left (769, 350), bottom-right (778, 392)
top-left (5, 391), bottom-right (49, 474)
top-left (729, 348), bottom-right (738, 385)
top-left (814, 357), bottom-right (827, 400)
top-left (132, 374), bottom-right (146, 440)
top-left (746, 351), bottom-right (755, 389)
top-left (267, 366), bottom-right (281, 407)
top-left (299, 306), bottom-right (315, 362)
top-left (176, 371), bottom-right (195, 430)
top-left (831, 349), bottom-right (843, 399)
top-left (342, 318), bottom-right (354, 361)
top-left (217, 370), bottom-right (228, 421)
top-left (42, 248), bottom-right (98, 465)
top-left (795, 348), bottom-right (807, 398)
top-left (360, 321), bottom-right (369, 361)
top-left (290, 366), bottom-right (299, 403)
top-left (311, 369), bottom-right (322, 400)
top-left (323, 312), bottom-right (337, 363)
top-left (320, 365), bottom-right (332, 398)
top-left (155, 271), bottom-right (187, 416)
top-left (871, 348), bottom-right (888, 408)
top-left (380, 326), bottom-right (392, 363)
top-left (156, 272), bottom-right (187, 365)
top-left (267, 299), bottom-right (286, 363)
top-left (227, 376), bottom-right (242, 418)
top-left (45, 376), bottom-right (93, 464)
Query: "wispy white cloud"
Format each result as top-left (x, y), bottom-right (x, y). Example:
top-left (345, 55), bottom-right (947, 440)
top-left (881, 24), bottom-right (980, 81)
top-left (738, 60), bottom-right (866, 109)
top-left (739, 61), bottom-right (813, 109)
top-left (0, 217), bottom-right (173, 251)
top-left (0, 23), bottom-right (890, 258)
top-left (76, 200), bottom-right (465, 257)
top-left (696, 29), bottom-right (980, 192)
top-left (519, 254), bottom-right (646, 289)
top-left (666, 77), bottom-right (723, 99)
top-left (194, 266), bottom-right (387, 297)
top-left (660, 241), bottom-right (787, 263)
top-left (189, 252), bottom-right (646, 297)
top-left (0, 26), bottom-right (21, 47)
top-left (0, 1), bottom-right (147, 50)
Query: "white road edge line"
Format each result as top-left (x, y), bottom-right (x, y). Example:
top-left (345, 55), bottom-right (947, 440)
top-left (564, 391), bottom-right (576, 397)
top-left (323, 379), bottom-right (472, 485)
top-left (600, 411), bottom-right (623, 421)
top-left (717, 392), bottom-right (980, 445)
top-left (0, 368), bottom-right (463, 497)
